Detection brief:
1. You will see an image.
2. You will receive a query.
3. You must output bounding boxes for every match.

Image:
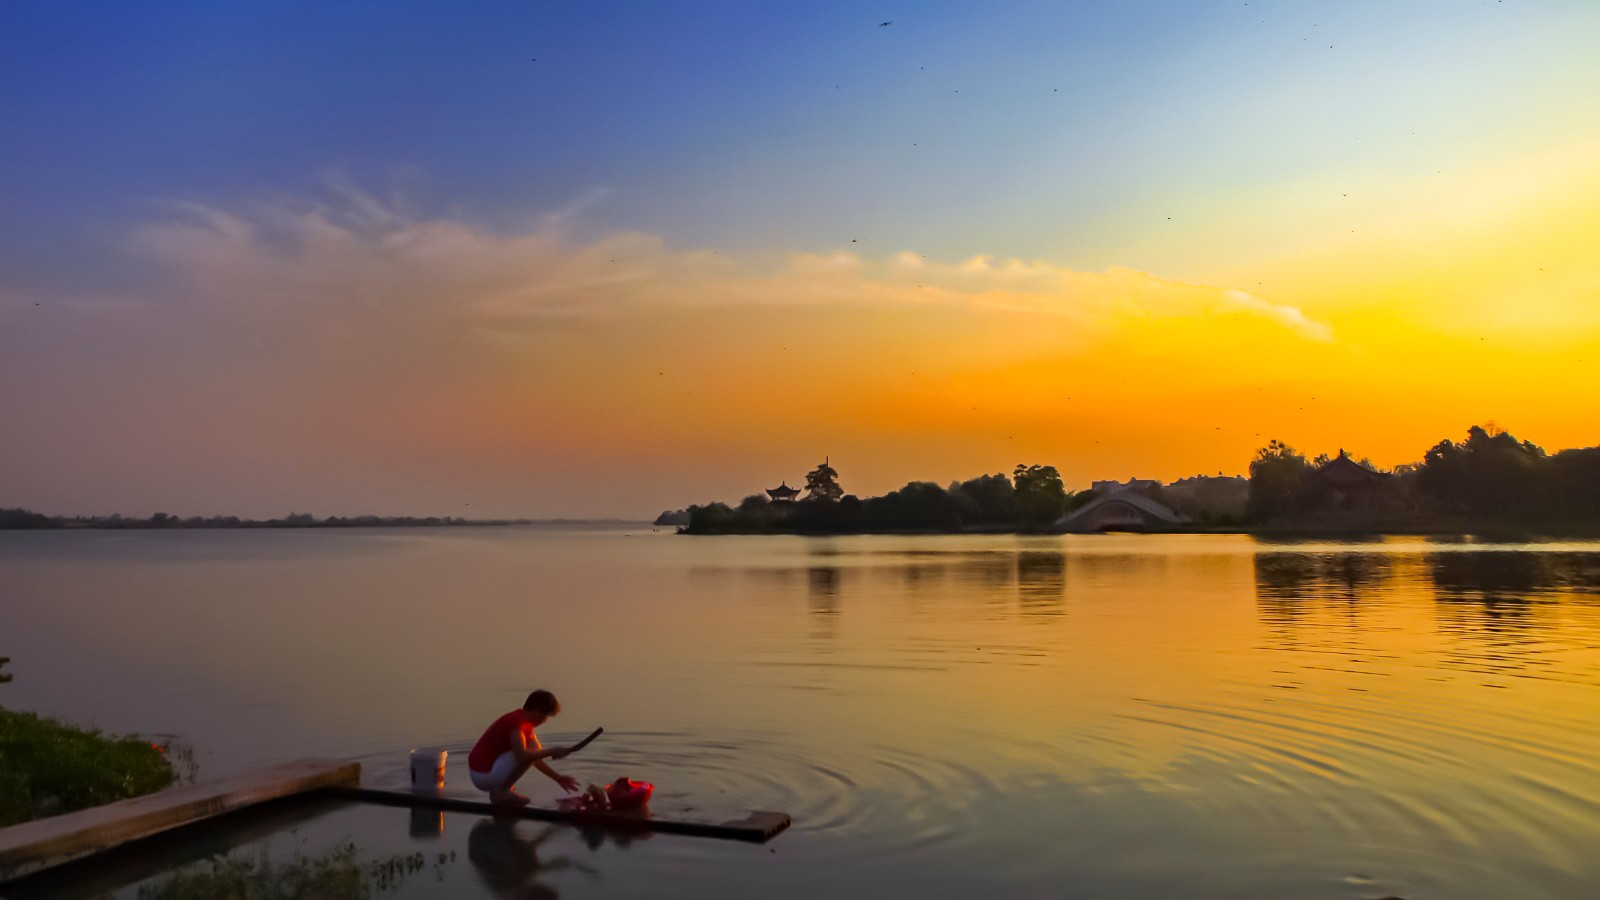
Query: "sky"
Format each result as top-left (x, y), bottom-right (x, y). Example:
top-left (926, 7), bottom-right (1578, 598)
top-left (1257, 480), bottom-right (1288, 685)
top-left (3, 1), bottom-right (1599, 518)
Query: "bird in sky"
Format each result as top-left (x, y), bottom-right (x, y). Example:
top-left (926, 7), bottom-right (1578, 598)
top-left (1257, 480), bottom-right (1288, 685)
top-left (880, 21), bottom-right (892, 27)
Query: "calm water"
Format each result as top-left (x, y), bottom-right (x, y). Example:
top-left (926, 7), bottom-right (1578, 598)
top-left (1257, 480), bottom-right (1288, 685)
top-left (3, 528), bottom-right (1599, 898)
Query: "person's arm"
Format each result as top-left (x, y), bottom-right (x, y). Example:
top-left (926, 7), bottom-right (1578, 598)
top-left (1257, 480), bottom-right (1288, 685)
top-left (509, 729), bottom-right (568, 764)
top-left (513, 731), bottom-right (580, 791)
top-left (531, 755), bottom-right (580, 792)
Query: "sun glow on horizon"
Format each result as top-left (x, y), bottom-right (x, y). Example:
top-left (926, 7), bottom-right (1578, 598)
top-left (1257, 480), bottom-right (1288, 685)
top-left (5, 135), bottom-right (1600, 518)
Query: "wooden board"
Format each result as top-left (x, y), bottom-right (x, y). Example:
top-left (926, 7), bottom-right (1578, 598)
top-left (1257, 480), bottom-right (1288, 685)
top-left (333, 782), bottom-right (791, 843)
top-left (0, 758), bottom-right (360, 883)
top-left (0, 795), bottom-right (354, 899)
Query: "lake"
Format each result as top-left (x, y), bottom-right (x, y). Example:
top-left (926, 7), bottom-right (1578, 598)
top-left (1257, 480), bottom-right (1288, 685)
top-left (3, 528), bottom-right (1598, 898)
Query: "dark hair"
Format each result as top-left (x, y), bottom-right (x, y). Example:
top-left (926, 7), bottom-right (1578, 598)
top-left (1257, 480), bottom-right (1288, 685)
top-left (523, 689), bottom-right (560, 716)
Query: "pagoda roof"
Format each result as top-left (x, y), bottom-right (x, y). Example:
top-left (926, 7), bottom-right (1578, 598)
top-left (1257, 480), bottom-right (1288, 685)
top-left (766, 481), bottom-right (801, 498)
top-left (1312, 450), bottom-right (1388, 488)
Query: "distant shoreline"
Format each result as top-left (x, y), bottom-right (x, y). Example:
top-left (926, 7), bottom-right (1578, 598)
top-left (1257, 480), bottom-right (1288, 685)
top-left (679, 519), bottom-right (1600, 540)
top-left (0, 509), bottom-right (649, 531)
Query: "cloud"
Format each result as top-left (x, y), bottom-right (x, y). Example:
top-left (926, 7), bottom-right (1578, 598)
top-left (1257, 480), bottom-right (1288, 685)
top-left (1219, 289), bottom-right (1334, 342)
top-left (0, 182), bottom-right (1347, 518)
top-left (112, 185), bottom-right (1332, 346)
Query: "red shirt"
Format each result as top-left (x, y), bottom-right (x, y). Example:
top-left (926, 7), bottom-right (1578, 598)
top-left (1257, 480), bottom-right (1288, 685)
top-left (468, 709), bottom-right (533, 772)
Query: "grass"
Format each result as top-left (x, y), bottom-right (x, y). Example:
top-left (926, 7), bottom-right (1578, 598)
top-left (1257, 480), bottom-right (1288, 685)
top-left (0, 706), bottom-right (179, 826)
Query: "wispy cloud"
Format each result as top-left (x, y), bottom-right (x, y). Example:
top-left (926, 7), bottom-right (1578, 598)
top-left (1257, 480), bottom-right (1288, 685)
top-left (116, 185), bottom-right (1332, 345)
top-left (0, 183), bottom-right (1347, 518)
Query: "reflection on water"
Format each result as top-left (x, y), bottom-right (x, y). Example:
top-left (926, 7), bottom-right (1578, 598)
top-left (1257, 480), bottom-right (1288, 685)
top-left (1016, 551), bottom-right (1064, 613)
top-left (4, 529), bottom-right (1600, 898)
top-left (467, 819), bottom-right (584, 900)
top-left (1255, 551), bottom-right (1393, 603)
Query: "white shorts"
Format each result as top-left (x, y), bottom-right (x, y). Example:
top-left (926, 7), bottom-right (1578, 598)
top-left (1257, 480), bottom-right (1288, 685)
top-left (469, 751), bottom-right (519, 792)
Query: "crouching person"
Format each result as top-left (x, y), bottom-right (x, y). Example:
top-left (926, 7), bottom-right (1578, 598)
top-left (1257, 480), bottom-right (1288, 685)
top-left (467, 689), bottom-right (579, 807)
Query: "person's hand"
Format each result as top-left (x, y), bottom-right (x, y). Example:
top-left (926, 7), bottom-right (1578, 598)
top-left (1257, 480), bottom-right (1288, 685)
top-left (555, 774), bottom-right (581, 793)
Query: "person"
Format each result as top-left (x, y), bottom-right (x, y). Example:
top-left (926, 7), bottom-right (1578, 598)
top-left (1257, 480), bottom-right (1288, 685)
top-left (468, 689), bottom-right (580, 806)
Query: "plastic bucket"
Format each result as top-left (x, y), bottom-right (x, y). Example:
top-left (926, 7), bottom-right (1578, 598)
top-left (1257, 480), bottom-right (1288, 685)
top-left (410, 747), bottom-right (447, 788)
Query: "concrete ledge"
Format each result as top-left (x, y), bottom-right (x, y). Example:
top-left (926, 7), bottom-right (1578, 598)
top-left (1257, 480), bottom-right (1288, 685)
top-left (333, 782), bottom-right (791, 843)
top-left (0, 758), bottom-right (359, 882)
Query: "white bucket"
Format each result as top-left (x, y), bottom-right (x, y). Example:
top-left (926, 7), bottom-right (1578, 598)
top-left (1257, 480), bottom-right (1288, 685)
top-left (409, 747), bottom-right (447, 788)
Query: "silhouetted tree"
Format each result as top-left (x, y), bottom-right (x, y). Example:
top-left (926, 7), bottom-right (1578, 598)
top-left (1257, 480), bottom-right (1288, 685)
top-left (1547, 447), bottom-right (1600, 519)
top-left (1014, 464), bottom-right (1067, 527)
top-left (1248, 440), bottom-right (1312, 521)
top-left (1165, 475), bottom-right (1249, 523)
top-left (0, 508), bottom-right (57, 529)
top-left (1416, 425), bottom-right (1545, 515)
top-left (687, 502), bottom-right (735, 532)
top-left (0, 657), bottom-right (11, 685)
top-left (863, 482), bottom-right (962, 530)
top-left (949, 473), bottom-right (1017, 526)
top-left (804, 458), bottom-right (844, 503)
top-left (736, 494), bottom-right (780, 530)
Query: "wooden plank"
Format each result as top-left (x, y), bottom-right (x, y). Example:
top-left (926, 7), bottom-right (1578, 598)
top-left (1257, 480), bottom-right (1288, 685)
top-left (0, 758), bottom-right (360, 883)
top-left (0, 795), bottom-right (354, 899)
top-left (332, 782), bottom-right (791, 843)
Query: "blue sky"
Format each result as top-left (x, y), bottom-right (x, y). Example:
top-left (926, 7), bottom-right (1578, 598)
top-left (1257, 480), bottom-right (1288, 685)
top-left (10, 1), bottom-right (1592, 284)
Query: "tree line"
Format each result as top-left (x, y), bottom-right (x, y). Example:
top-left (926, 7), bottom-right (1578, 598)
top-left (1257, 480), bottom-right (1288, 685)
top-left (1248, 425), bottom-right (1600, 527)
top-left (0, 510), bottom-right (537, 530)
top-left (688, 424), bottom-right (1599, 535)
top-left (686, 461), bottom-right (1083, 534)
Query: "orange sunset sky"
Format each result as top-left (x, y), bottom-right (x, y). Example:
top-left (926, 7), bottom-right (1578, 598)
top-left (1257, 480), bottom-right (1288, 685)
top-left (3, 2), bottom-right (1598, 518)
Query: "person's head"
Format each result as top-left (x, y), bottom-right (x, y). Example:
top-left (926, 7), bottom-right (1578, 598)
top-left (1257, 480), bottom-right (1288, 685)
top-left (522, 689), bottom-right (560, 725)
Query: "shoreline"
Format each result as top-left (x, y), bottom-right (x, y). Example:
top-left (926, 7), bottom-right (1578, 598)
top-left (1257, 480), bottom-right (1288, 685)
top-left (0, 518), bottom-right (651, 532)
top-left (679, 520), bottom-right (1600, 539)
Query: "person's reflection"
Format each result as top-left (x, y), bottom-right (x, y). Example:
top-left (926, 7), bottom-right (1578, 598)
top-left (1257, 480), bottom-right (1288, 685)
top-left (467, 818), bottom-right (580, 900)
top-left (573, 821), bottom-right (652, 851)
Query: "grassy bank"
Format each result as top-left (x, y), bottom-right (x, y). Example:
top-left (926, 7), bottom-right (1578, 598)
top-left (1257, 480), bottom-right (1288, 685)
top-left (0, 706), bottom-right (178, 827)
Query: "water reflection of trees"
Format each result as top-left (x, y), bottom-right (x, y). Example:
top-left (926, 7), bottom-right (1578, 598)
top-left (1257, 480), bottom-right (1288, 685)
top-left (1253, 552), bottom-right (1395, 650)
top-left (1257, 550), bottom-right (1600, 615)
top-left (1428, 551), bottom-right (1600, 601)
top-left (1254, 552), bottom-right (1391, 605)
top-left (1252, 549), bottom-right (1600, 677)
top-left (806, 566), bottom-right (841, 621)
top-left (1016, 551), bottom-right (1065, 614)
top-left (955, 551), bottom-right (1018, 590)
top-left (1424, 552), bottom-right (1600, 655)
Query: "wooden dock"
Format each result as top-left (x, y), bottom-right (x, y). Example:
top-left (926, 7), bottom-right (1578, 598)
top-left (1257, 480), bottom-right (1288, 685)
top-left (0, 756), bottom-right (791, 887)
top-left (0, 758), bottom-right (359, 883)
top-left (333, 781), bottom-right (792, 843)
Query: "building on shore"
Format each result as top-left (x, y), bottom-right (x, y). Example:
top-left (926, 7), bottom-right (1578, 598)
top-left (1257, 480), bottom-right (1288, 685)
top-left (1090, 477), bottom-right (1162, 495)
top-left (1302, 450), bottom-right (1391, 512)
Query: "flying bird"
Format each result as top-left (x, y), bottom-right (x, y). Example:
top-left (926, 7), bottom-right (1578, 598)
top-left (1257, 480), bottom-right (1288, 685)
top-left (880, 21), bottom-right (891, 27)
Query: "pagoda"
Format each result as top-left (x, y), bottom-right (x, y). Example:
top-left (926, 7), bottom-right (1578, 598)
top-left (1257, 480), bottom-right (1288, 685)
top-left (1303, 449), bottom-right (1391, 512)
top-left (1312, 449), bottom-right (1387, 490)
top-left (766, 481), bottom-right (801, 503)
